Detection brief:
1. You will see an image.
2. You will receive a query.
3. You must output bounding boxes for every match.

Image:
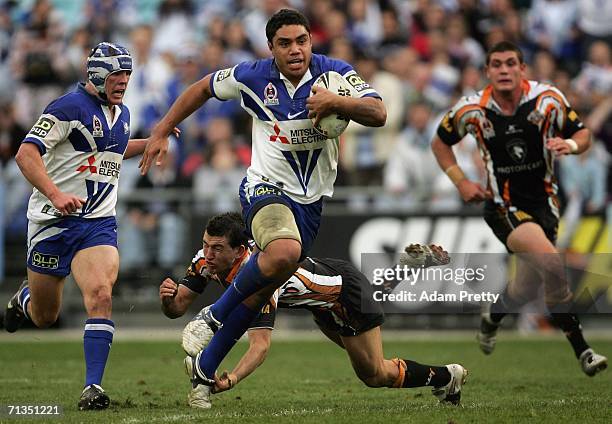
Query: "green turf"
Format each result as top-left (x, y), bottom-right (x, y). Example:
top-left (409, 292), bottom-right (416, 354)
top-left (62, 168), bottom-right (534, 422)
top-left (0, 337), bottom-right (610, 423)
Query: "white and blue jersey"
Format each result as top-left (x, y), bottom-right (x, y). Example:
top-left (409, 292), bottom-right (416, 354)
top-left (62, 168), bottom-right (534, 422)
top-left (23, 83), bottom-right (130, 223)
top-left (210, 54), bottom-right (380, 204)
top-left (23, 83), bottom-right (130, 276)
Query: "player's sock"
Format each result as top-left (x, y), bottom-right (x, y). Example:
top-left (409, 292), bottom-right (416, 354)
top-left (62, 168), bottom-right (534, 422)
top-left (210, 252), bottom-right (275, 323)
top-left (548, 308), bottom-right (590, 358)
top-left (490, 288), bottom-right (523, 323)
top-left (18, 286), bottom-right (31, 321)
top-left (83, 318), bottom-right (114, 387)
top-left (392, 358), bottom-right (451, 388)
top-left (199, 303), bottom-right (259, 380)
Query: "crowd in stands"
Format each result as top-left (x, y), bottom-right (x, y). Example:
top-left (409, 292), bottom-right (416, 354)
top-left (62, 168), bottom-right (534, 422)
top-left (0, 0), bottom-right (610, 270)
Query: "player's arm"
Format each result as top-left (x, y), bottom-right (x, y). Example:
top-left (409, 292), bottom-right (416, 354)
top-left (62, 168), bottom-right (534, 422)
top-left (431, 135), bottom-right (490, 203)
top-left (139, 73), bottom-right (214, 173)
top-left (159, 277), bottom-right (198, 318)
top-left (307, 86), bottom-right (386, 128)
top-left (15, 143), bottom-right (86, 215)
top-left (545, 88), bottom-right (592, 156)
top-left (125, 139), bottom-right (147, 159)
top-left (124, 128), bottom-right (181, 159)
top-left (545, 128), bottom-right (591, 157)
top-left (213, 328), bottom-right (271, 393)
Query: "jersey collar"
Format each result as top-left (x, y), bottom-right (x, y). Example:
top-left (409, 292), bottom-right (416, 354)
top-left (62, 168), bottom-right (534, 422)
top-left (271, 58), bottom-right (316, 96)
top-left (479, 79), bottom-right (531, 114)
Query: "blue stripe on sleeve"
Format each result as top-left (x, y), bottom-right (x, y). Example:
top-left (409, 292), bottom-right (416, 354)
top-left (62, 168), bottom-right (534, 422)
top-left (22, 138), bottom-right (47, 155)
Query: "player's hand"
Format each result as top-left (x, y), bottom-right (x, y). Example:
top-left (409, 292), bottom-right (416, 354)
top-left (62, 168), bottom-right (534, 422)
top-left (456, 179), bottom-right (492, 203)
top-left (139, 127), bottom-right (180, 174)
top-left (212, 371), bottom-right (237, 393)
top-left (159, 278), bottom-right (179, 302)
top-left (48, 190), bottom-right (86, 215)
top-left (546, 137), bottom-right (572, 157)
top-left (307, 86), bottom-right (338, 128)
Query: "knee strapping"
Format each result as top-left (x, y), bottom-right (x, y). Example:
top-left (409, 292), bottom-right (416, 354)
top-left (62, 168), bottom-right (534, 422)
top-left (251, 203), bottom-right (301, 250)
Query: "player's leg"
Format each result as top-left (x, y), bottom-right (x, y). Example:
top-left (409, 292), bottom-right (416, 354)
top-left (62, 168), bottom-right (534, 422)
top-left (193, 283), bottom-right (283, 382)
top-left (206, 181), bottom-right (321, 327)
top-left (507, 222), bottom-right (607, 375)
top-left (191, 185), bottom-right (321, 385)
top-left (314, 318), bottom-right (345, 349)
top-left (478, 254), bottom-right (540, 354)
top-left (71, 240), bottom-right (119, 410)
top-left (479, 208), bottom-right (543, 354)
top-left (209, 204), bottom-right (303, 325)
top-left (341, 326), bottom-right (400, 387)
top-left (5, 219), bottom-right (72, 332)
top-left (341, 327), bottom-right (467, 404)
top-left (4, 271), bottom-right (65, 331)
top-left (26, 270), bottom-right (66, 327)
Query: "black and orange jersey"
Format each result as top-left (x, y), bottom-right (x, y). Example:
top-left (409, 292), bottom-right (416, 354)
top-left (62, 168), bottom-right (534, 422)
top-left (179, 249), bottom-right (277, 329)
top-left (437, 80), bottom-right (584, 213)
top-left (278, 257), bottom-right (384, 336)
top-left (279, 258), bottom-right (343, 312)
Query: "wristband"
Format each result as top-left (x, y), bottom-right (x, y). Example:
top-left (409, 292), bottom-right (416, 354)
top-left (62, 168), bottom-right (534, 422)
top-left (565, 138), bottom-right (578, 154)
top-left (445, 164), bottom-right (467, 186)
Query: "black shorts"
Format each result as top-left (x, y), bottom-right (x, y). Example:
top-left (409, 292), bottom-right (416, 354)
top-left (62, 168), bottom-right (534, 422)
top-left (484, 201), bottom-right (558, 251)
top-left (309, 258), bottom-right (385, 337)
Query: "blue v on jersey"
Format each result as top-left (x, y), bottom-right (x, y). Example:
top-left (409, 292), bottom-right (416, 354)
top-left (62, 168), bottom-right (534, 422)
top-left (23, 83), bottom-right (130, 223)
top-left (210, 54), bottom-right (381, 204)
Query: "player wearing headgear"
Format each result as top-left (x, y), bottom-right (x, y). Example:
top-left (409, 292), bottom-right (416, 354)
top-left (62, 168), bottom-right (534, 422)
top-left (3, 41), bottom-right (162, 410)
top-left (140, 8), bottom-right (387, 393)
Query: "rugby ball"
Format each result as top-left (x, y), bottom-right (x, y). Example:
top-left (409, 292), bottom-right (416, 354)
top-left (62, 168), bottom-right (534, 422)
top-left (310, 71), bottom-right (351, 139)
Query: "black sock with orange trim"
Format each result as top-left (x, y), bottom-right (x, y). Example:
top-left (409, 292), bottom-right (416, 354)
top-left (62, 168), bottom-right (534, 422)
top-left (394, 359), bottom-right (451, 388)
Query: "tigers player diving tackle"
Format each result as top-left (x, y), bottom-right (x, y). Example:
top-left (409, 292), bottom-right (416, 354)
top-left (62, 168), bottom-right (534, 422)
top-left (159, 213), bottom-right (467, 409)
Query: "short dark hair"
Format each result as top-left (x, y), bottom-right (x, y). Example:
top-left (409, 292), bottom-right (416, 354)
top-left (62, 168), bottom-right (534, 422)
top-left (205, 212), bottom-right (249, 248)
top-left (486, 41), bottom-right (524, 65)
top-left (265, 8), bottom-right (310, 43)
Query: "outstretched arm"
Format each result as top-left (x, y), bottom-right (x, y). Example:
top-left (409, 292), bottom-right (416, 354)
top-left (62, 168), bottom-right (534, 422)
top-left (139, 74), bottom-right (213, 173)
top-left (124, 139), bottom-right (147, 159)
top-left (213, 328), bottom-right (271, 393)
top-left (125, 128), bottom-right (181, 159)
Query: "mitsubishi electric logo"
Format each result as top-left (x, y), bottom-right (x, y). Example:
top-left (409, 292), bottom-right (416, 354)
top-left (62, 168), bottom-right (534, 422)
top-left (269, 124), bottom-right (326, 145)
top-left (77, 155), bottom-right (97, 173)
top-left (269, 123), bottom-right (289, 144)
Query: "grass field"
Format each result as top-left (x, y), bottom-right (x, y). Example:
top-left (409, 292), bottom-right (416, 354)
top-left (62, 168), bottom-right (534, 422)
top-left (0, 334), bottom-right (610, 423)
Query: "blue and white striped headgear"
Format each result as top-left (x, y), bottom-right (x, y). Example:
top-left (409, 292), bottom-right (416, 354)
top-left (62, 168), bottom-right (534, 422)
top-left (87, 42), bottom-right (132, 97)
